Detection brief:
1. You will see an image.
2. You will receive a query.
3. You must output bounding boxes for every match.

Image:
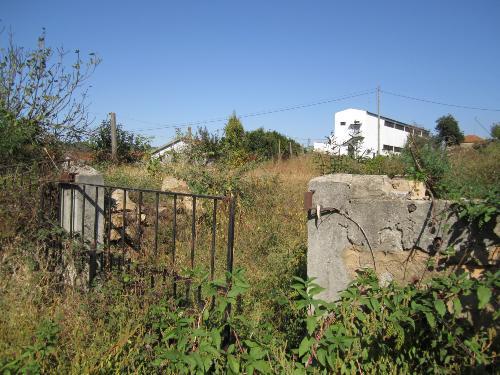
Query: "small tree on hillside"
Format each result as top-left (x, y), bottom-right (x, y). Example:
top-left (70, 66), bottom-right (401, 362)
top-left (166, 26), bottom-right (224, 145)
top-left (491, 123), bottom-right (500, 140)
top-left (435, 115), bottom-right (464, 145)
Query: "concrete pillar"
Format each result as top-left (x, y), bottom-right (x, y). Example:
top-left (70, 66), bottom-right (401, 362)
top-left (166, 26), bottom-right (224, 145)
top-left (61, 166), bottom-right (105, 246)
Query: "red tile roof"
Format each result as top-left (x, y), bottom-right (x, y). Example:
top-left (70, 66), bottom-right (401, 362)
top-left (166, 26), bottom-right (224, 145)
top-left (463, 134), bottom-right (484, 143)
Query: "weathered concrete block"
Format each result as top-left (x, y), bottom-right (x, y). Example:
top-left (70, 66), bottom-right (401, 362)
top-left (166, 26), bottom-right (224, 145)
top-left (61, 165), bottom-right (105, 245)
top-left (307, 174), bottom-right (498, 301)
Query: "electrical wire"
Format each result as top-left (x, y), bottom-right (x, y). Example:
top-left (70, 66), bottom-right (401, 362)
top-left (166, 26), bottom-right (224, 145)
top-left (381, 90), bottom-right (500, 112)
top-left (126, 89), bottom-right (376, 132)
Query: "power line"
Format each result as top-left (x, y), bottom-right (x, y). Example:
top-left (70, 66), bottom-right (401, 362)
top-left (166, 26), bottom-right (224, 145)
top-left (474, 117), bottom-right (492, 137)
top-left (381, 90), bottom-right (500, 112)
top-left (130, 89), bottom-right (376, 132)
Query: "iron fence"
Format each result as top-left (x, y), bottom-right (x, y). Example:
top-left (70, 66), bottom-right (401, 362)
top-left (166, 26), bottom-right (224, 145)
top-left (38, 179), bottom-right (236, 303)
top-left (1, 159), bottom-right (236, 304)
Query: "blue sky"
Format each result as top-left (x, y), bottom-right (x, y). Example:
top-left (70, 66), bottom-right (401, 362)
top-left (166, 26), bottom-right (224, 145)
top-left (2, 1), bottom-right (499, 145)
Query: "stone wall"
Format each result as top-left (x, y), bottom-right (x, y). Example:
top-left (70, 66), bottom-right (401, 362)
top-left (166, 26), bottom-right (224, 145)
top-left (307, 174), bottom-right (498, 301)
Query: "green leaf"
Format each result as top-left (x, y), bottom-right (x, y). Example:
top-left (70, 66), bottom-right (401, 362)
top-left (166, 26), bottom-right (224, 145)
top-left (306, 316), bottom-right (317, 335)
top-left (211, 330), bottom-right (221, 349)
top-left (477, 286), bottom-right (492, 309)
top-left (452, 297), bottom-right (462, 316)
top-left (434, 299), bottom-right (446, 317)
top-left (252, 360), bottom-right (271, 374)
top-left (425, 312), bottom-right (436, 328)
top-left (298, 337), bottom-right (312, 358)
top-left (202, 308), bottom-right (210, 321)
top-left (249, 347), bottom-right (266, 360)
top-left (369, 297), bottom-right (380, 312)
top-left (228, 354), bottom-right (240, 374)
top-left (316, 348), bottom-right (327, 367)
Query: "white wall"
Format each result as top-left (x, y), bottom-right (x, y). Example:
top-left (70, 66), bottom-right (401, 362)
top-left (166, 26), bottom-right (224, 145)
top-left (152, 140), bottom-right (188, 159)
top-left (332, 109), bottom-right (414, 157)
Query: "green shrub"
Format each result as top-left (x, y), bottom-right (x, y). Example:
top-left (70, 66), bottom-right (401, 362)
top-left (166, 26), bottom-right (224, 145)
top-left (292, 270), bottom-right (498, 373)
top-left (89, 119), bottom-right (151, 163)
top-left (314, 153), bottom-right (405, 177)
top-left (402, 135), bottom-right (450, 195)
top-left (246, 128), bottom-right (302, 160)
top-left (1, 319), bottom-right (61, 374)
top-left (0, 106), bottom-right (42, 163)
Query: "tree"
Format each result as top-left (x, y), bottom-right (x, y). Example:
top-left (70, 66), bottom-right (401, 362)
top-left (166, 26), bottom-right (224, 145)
top-left (491, 123), bottom-right (500, 140)
top-left (89, 119), bottom-right (150, 163)
top-left (222, 112), bottom-right (248, 165)
top-left (246, 128), bottom-right (302, 160)
top-left (435, 115), bottom-right (464, 145)
top-left (0, 30), bottom-right (100, 152)
top-left (223, 112), bottom-right (246, 151)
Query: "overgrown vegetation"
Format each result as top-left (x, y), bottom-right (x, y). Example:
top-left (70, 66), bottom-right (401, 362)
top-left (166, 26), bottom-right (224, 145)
top-left (1, 151), bottom-right (498, 373)
top-left (1, 234), bottom-right (497, 373)
top-left (89, 119), bottom-right (151, 163)
top-left (1, 29), bottom-right (498, 375)
top-left (159, 114), bottom-right (303, 167)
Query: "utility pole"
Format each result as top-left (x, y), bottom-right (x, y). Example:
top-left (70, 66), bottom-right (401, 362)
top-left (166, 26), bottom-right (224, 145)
top-left (278, 139), bottom-right (281, 161)
top-left (289, 141), bottom-right (292, 158)
top-left (110, 112), bottom-right (117, 162)
top-left (377, 86), bottom-right (381, 155)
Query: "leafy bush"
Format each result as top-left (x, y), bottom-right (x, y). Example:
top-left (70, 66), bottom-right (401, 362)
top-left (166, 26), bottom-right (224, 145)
top-left (315, 153), bottom-right (405, 177)
top-left (89, 119), bottom-right (151, 163)
top-left (401, 135), bottom-right (450, 195)
top-left (0, 106), bottom-right (42, 163)
top-left (403, 136), bottom-right (500, 227)
top-left (246, 128), bottom-right (302, 160)
top-left (1, 319), bottom-right (61, 374)
top-left (292, 270), bottom-right (498, 373)
top-left (175, 120), bottom-right (303, 166)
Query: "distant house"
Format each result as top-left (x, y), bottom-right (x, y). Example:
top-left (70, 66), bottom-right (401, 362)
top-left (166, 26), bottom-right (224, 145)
top-left (461, 134), bottom-right (485, 148)
top-left (151, 137), bottom-right (189, 161)
top-left (314, 108), bottom-right (429, 157)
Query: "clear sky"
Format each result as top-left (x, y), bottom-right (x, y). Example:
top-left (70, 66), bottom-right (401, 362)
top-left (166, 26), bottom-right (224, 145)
top-left (2, 0), bottom-right (499, 145)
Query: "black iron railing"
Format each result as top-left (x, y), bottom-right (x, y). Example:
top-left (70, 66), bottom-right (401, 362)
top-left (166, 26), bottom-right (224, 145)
top-left (1, 159), bottom-right (236, 303)
top-left (51, 180), bottom-right (236, 301)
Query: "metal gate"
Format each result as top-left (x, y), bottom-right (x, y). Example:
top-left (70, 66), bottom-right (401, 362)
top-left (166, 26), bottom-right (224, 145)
top-left (2, 160), bottom-right (236, 303)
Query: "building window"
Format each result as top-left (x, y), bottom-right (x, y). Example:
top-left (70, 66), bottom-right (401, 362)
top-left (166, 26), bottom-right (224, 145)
top-left (383, 144), bottom-right (393, 151)
top-left (395, 124), bottom-right (404, 131)
top-left (340, 121), bottom-right (346, 125)
top-left (384, 121), bottom-right (394, 128)
top-left (394, 146), bottom-right (403, 152)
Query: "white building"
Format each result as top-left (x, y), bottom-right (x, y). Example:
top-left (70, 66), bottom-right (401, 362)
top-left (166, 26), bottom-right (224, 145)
top-left (314, 108), bottom-right (429, 157)
top-left (151, 137), bottom-right (189, 161)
